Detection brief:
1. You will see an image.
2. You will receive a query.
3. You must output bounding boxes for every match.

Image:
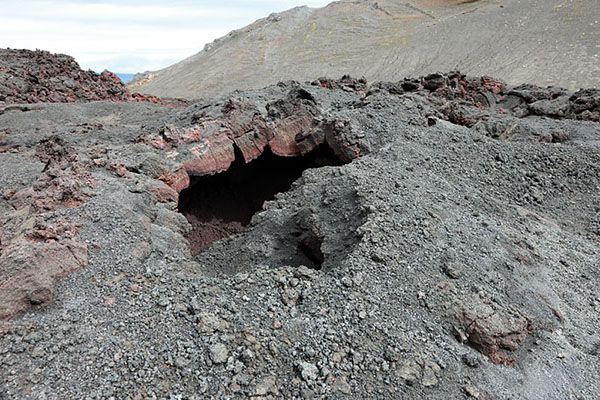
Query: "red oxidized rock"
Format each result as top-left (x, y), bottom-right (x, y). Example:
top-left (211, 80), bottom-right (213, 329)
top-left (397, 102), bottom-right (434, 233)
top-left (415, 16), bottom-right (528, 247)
top-left (0, 137), bottom-right (92, 320)
top-left (2, 189), bottom-right (16, 200)
top-left (456, 299), bottom-right (529, 365)
top-left (154, 88), bottom-right (369, 189)
top-left (0, 238), bottom-right (88, 320)
top-left (158, 167), bottom-right (190, 192)
top-left (311, 75), bottom-right (368, 93)
top-left (0, 48), bottom-right (167, 105)
top-left (129, 92), bottom-right (165, 105)
top-left (99, 70), bottom-right (121, 84)
top-left (267, 88), bottom-right (325, 156)
top-left (148, 181), bottom-right (179, 203)
top-left (222, 98), bottom-right (273, 162)
top-left (184, 129), bottom-right (236, 176)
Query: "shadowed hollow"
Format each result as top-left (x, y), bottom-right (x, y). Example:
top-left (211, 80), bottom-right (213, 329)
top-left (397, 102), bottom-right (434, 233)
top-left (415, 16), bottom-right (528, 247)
top-left (178, 144), bottom-right (345, 254)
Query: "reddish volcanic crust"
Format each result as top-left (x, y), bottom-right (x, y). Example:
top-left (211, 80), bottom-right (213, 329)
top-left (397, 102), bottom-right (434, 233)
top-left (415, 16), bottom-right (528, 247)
top-left (0, 137), bottom-right (91, 320)
top-left (137, 86), bottom-right (370, 188)
top-left (0, 48), bottom-right (164, 105)
top-left (140, 72), bottom-right (600, 198)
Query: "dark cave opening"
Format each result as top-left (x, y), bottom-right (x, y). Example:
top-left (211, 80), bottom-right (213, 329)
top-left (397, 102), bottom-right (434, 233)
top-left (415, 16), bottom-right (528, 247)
top-left (178, 145), bottom-right (345, 255)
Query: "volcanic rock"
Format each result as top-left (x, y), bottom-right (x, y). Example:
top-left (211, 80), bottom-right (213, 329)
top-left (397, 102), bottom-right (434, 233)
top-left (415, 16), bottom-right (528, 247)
top-left (0, 48), bottom-right (164, 105)
top-left (1, 72), bottom-right (599, 399)
top-left (456, 298), bottom-right (529, 365)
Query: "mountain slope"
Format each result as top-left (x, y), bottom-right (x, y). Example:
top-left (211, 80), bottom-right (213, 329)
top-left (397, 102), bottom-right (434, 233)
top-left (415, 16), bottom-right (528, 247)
top-left (128, 0), bottom-right (600, 99)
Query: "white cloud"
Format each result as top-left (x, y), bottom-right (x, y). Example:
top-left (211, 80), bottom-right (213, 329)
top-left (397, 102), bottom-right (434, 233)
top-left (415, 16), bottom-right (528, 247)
top-left (0, 0), bottom-right (331, 72)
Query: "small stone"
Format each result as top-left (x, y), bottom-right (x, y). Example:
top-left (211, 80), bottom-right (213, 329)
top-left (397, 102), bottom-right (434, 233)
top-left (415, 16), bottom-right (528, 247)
top-left (209, 343), bottom-right (228, 364)
top-left (234, 373), bottom-right (252, 386)
top-left (370, 251), bottom-right (386, 263)
top-left (333, 376), bottom-right (351, 394)
top-left (229, 359), bottom-right (244, 374)
top-left (454, 326), bottom-right (468, 344)
top-left (174, 303), bottom-right (187, 314)
top-left (384, 347), bottom-right (399, 362)
top-left (464, 384), bottom-right (493, 399)
top-left (31, 346), bottom-right (46, 358)
top-left (298, 361), bottom-right (318, 382)
top-left (281, 289), bottom-right (299, 306)
top-left (352, 273), bottom-right (364, 286)
top-left (396, 360), bottom-right (420, 384)
top-left (351, 351), bottom-right (363, 364)
top-left (557, 352), bottom-right (567, 359)
top-left (174, 356), bottom-right (190, 368)
top-left (104, 296), bottom-right (116, 306)
top-left (296, 265), bottom-right (316, 279)
top-left (462, 352), bottom-right (480, 367)
top-left (157, 296), bottom-right (169, 307)
top-left (234, 273), bottom-right (249, 283)
top-left (341, 276), bottom-right (353, 287)
top-left (464, 384), bottom-right (481, 398)
top-left (251, 376), bottom-right (278, 397)
top-left (3, 189), bottom-right (16, 200)
top-left (272, 320), bottom-right (282, 330)
top-left (198, 313), bottom-right (229, 334)
top-left (197, 378), bottom-right (209, 394)
top-left (241, 349), bottom-right (255, 364)
top-left (531, 187), bottom-right (544, 203)
top-left (421, 364), bottom-right (439, 387)
top-left (551, 129), bottom-right (571, 143)
top-left (332, 350), bottom-right (345, 363)
top-left (443, 262), bottom-right (462, 279)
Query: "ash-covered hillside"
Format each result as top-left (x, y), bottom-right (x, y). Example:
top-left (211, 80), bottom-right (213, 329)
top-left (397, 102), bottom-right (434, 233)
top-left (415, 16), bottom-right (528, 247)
top-left (1, 67), bottom-right (599, 399)
top-left (128, 0), bottom-right (600, 99)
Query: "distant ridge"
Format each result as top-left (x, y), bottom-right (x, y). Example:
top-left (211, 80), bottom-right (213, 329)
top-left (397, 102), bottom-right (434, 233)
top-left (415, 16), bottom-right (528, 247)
top-left (128, 0), bottom-right (600, 99)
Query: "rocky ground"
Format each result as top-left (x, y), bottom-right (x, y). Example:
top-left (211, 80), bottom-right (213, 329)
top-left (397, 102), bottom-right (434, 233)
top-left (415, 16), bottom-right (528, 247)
top-left (0, 70), bottom-right (599, 399)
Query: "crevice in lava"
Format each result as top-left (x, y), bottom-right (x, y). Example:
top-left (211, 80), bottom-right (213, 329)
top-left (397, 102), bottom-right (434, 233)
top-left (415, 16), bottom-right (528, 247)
top-left (297, 231), bottom-right (324, 270)
top-left (178, 144), bottom-right (346, 255)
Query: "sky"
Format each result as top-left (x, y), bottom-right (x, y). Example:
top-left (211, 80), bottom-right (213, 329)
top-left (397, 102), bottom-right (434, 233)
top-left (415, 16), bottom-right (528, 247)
top-left (1, 0), bottom-right (331, 73)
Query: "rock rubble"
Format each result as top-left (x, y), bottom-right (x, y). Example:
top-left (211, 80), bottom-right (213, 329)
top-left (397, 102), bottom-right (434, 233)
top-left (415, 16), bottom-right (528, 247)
top-left (0, 48), bottom-right (164, 105)
top-left (0, 71), bottom-right (599, 399)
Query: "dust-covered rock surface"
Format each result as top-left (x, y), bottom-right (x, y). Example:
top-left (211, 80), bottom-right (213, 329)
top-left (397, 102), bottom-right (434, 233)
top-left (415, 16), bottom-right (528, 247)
top-left (1, 73), bottom-right (599, 399)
